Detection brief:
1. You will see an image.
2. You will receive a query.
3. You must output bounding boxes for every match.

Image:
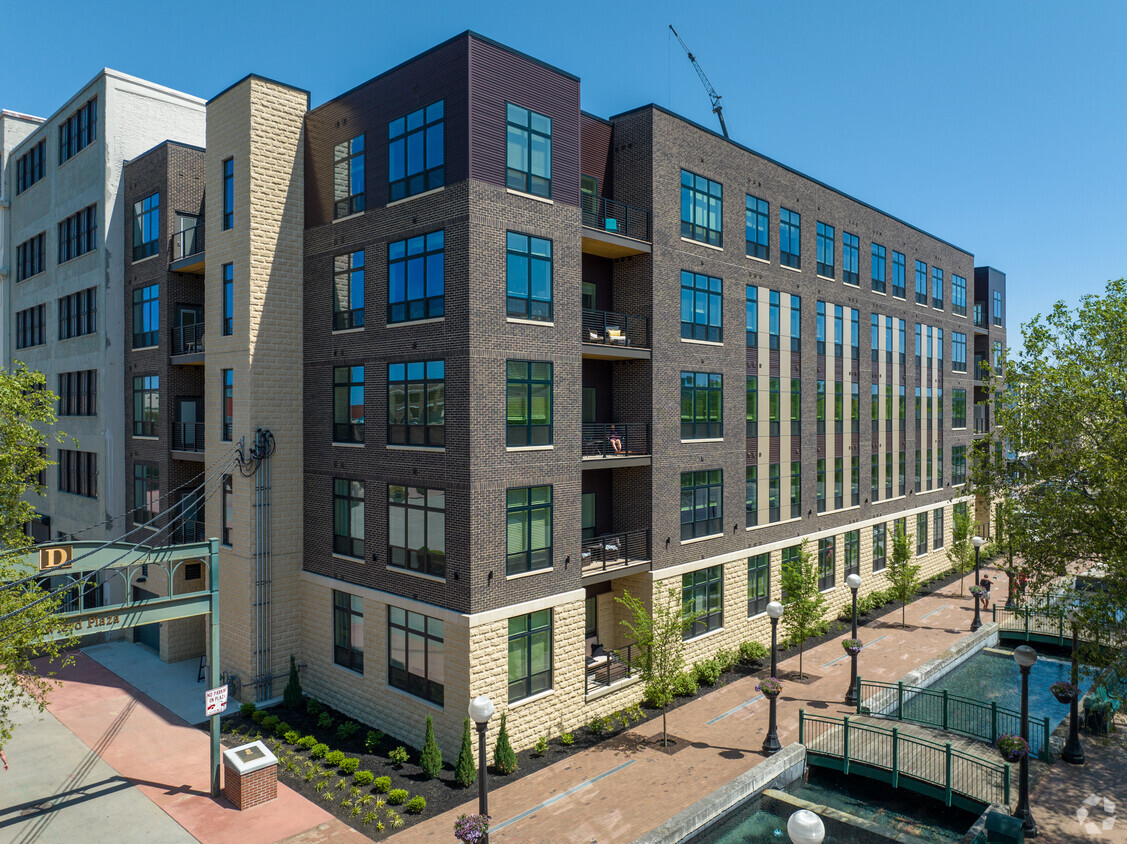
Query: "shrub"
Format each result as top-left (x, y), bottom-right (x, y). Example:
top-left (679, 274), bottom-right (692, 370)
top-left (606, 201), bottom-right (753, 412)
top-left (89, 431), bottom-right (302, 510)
top-left (404, 795), bottom-right (426, 814)
top-left (251, 709), bottom-right (267, 725)
top-left (283, 654), bottom-right (303, 710)
top-left (306, 697), bottom-right (323, 716)
top-left (317, 712), bottom-right (334, 729)
top-left (373, 775), bottom-right (391, 793)
top-left (240, 702), bottom-right (256, 717)
top-left (672, 671), bottom-right (699, 697)
top-left (337, 720), bottom-right (360, 741)
top-left (493, 713), bottom-right (517, 775)
top-left (715, 647), bottom-right (739, 674)
top-left (692, 658), bottom-right (721, 686)
top-left (310, 743), bottom-right (329, 759)
top-left (261, 715), bottom-right (279, 733)
top-left (533, 735), bottom-right (548, 755)
top-left (297, 735), bottom-right (318, 750)
top-left (339, 757), bottom-right (360, 775)
top-left (587, 715), bottom-right (610, 736)
top-left (388, 746), bottom-right (409, 767)
top-left (275, 721), bottom-right (293, 737)
top-left (284, 730), bottom-right (301, 745)
top-left (420, 714), bottom-right (443, 779)
top-left (325, 750), bottom-right (346, 766)
top-left (353, 770), bottom-right (374, 787)
top-left (560, 732), bottom-right (575, 746)
top-left (364, 729), bottom-right (384, 753)
top-left (455, 718), bottom-right (477, 787)
top-left (387, 788), bottom-right (409, 806)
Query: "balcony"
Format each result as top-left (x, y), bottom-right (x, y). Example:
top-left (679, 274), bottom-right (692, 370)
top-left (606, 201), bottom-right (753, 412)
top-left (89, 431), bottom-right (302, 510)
top-left (974, 354), bottom-right (988, 383)
top-left (581, 528), bottom-right (651, 579)
top-left (170, 222), bottom-right (205, 273)
top-left (581, 196), bottom-right (651, 258)
top-left (581, 423), bottom-right (651, 466)
top-left (585, 641), bottom-right (638, 696)
top-left (173, 519), bottom-right (206, 544)
top-left (581, 309), bottom-right (651, 359)
top-left (974, 407), bottom-right (990, 435)
top-left (171, 322), bottom-right (205, 362)
top-left (172, 422), bottom-right (205, 460)
top-left (973, 302), bottom-right (989, 333)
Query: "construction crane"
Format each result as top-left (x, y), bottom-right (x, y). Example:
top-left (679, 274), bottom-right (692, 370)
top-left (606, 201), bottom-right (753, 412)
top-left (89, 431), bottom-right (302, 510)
top-left (669, 24), bottom-right (729, 138)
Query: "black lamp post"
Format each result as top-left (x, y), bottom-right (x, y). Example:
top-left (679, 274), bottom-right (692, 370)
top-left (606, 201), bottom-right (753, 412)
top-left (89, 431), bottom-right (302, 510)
top-left (970, 535), bottom-right (985, 631)
top-left (763, 600), bottom-right (784, 755)
top-left (1013, 645), bottom-right (1038, 837)
top-left (468, 695), bottom-right (494, 840)
top-left (845, 573), bottom-right (862, 706)
top-left (1062, 613), bottom-right (1085, 765)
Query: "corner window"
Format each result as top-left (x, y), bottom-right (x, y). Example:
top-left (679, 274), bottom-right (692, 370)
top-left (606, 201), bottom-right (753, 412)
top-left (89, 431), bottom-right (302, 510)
top-left (132, 284), bottom-right (159, 348)
top-left (388, 230), bottom-right (444, 323)
top-left (745, 195), bottom-right (768, 259)
top-left (388, 486), bottom-right (445, 577)
top-left (506, 232), bottom-right (553, 321)
top-left (333, 135), bottom-right (365, 218)
top-left (333, 250), bottom-right (365, 330)
top-left (506, 103), bottom-right (551, 198)
top-left (681, 169), bottom-right (722, 247)
top-left (332, 478), bottom-right (364, 559)
top-left (780, 208), bottom-right (801, 268)
top-left (132, 193), bottom-right (160, 261)
top-left (389, 606), bottom-right (444, 704)
top-left (816, 222), bottom-right (835, 278)
top-left (222, 264), bottom-right (233, 335)
top-left (952, 446), bottom-right (967, 484)
top-left (506, 361), bottom-right (552, 447)
top-left (333, 591), bottom-right (364, 673)
top-left (993, 290), bottom-right (1003, 326)
top-left (680, 371), bottom-right (722, 439)
top-left (505, 486), bottom-right (552, 575)
top-left (683, 565), bottom-right (723, 638)
top-left (389, 100), bottom-right (444, 201)
top-left (871, 242), bottom-right (886, 293)
top-left (222, 158), bottom-right (234, 230)
top-left (132, 375), bottom-right (159, 437)
top-left (333, 365), bottom-right (364, 443)
top-left (818, 537), bottom-right (835, 590)
top-left (508, 610), bottom-right (552, 700)
top-left (680, 469), bottom-right (722, 540)
top-left (58, 97), bottom-right (97, 164)
top-left (680, 270), bottom-right (722, 342)
top-left (388, 360), bottom-right (445, 447)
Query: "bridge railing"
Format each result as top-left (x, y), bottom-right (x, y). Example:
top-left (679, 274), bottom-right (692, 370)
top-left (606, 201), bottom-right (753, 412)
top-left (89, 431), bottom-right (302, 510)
top-left (856, 677), bottom-right (1051, 762)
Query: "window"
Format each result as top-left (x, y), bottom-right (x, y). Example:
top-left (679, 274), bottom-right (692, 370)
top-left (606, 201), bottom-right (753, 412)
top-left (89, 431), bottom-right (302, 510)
top-left (745, 466), bottom-right (757, 526)
top-left (58, 370), bottom-right (97, 416)
top-left (769, 377), bottom-right (781, 437)
top-left (816, 222), bottom-right (835, 278)
top-left (899, 320), bottom-right (906, 365)
top-left (388, 230), bottom-right (444, 323)
top-left (952, 274), bottom-right (967, 316)
top-left (58, 204), bottom-right (97, 263)
top-left (914, 260), bottom-right (928, 305)
top-left (834, 378), bottom-right (844, 434)
top-left (132, 193), bottom-right (159, 260)
top-left (917, 512), bottom-right (928, 555)
top-left (769, 291), bottom-right (781, 350)
top-left (221, 369), bottom-right (233, 441)
top-left (508, 610), bottom-right (552, 700)
top-left (844, 530), bottom-right (860, 576)
top-left (222, 158), bottom-right (234, 230)
top-left (16, 305), bottom-right (45, 349)
top-left (841, 232), bottom-right (859, 285)
top-left (746, 286), bottom-right (758, 345)
top-left (851, 455), bottom-right (860, 506)
top-left (780, 208), bottom-right (801, 268)
top-left (934, 508), bottom-right (944, 548)
top-left (762, 462), bottom-right (779, 523)
top-left (16, 233), bottom-right (45, 281)
top-left (333, 591), bottom-right (364, 673)
top-left (58, 287), bottom-right (96, 339)
top-left (892, 251), bottom-right (906, 298)
top-left (780, 544), bottom-right (801, 599)
top-left (222, 475), bottom-right (233, 545)
top-left (681, 372), bottom-right (722, 439)
top-left (389, 100), bottom-right (444, 201)
top-left (333, 135), bottom-right (365, 218)
top-left (791, 378), bottom-right (802, 436)
top-left (58, 449), bottom-right (97, 498)
top-left (834, 456), bottom-right (844, 509)
top-left (683, 565), bottom-right (723, 638)
top-left (932, 267), bottom-right (944, 310)
top-left (748, 554), bottom-right (769, 616)
top-left (816, 302), bottom-right (826, 355)
top-left (790, 294), bottom-right (802, 352)
top-left (952, 445), bottom-right (967, 484)
top-left (222, 264), bottom-right (233, 335)
top-left (746, 195), bottom-right (769, 259)
top-left (388, 360), bottom-right (445, 447)
top-left (134, 462), bottom-right (159, 523)
top-left (388, 606), bottom-right (444, 704)
top-left (680, 271), bottom-right (722, 342)
top-left (816, 458), bottom-right (826, 513)
top-left (132, 284), bottom-right (159, 348)
top-left (898, 450), bottom-right (906, 493)
top-left (506, 486), bottom-right (552, 575)
top-left (871, 453), bottom-right (880, 501)
top-left (871, 243), bottom-right (886, 292)
top-left (993, 291), bottom-right (1003, 326)
top-left (818, 537), bottom-right (835, 590)
top-left (680, 169), bottom-right (722, 246)
top-left (333, 365), bottom-right (364, 443)
top-left (680, 470), bottom-right (722, 540)
top-left (952, 332), bottom-right (967, 372)
top-left (915, 449), bottom-right (922, 493)
top-left (746, 376), bottom-right (757, 436)
top-left (333, 250), bottom-right (365, 330)
top-left (58, 97), bottom-right (97, 164)
top-left (873, 524), bottom-right (886, 571)
top-left (790, 461), bottom-right (802, 518)
top-left (816, 380), bottom-right (825, 435)
top-left (506, 232), bottom-right (553, 321)
top-left (506, 103), bottom-right (551, 198)
top-left (851, 309), bottom-right (860, 361)
top-left (332, 478), bottom-right (365, 559)
top-left (132, 375), bottom-right (159, 437)
top-left (388, 486), bottom-right (445, 577)
top-left (506, 361), bottom-right (552, 447)
top-left (16, 140), bottom-right (45, 193)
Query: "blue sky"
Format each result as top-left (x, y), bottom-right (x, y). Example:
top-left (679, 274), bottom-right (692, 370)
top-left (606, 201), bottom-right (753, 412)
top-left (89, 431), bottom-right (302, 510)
top-left (4, 1), bottom-right (1123, 353)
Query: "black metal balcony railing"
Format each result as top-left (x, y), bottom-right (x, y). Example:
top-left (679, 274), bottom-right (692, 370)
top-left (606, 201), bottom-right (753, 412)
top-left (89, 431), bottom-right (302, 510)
top-left (581, 423), bottom-right (650, 459)
top-left (974, 408), bottom-right (990, 434)
top-left (581, 195), bottom-right (651, 242)
top-left (581, 528), bottom-right (651, 575)
top-left (174, 519), bottom-right (205, 544)
top-left (582, 309), bottom-right (650, 349)
top-left (172, 223), bottom-right (204, 260)
top-left (974, 303), bottom-right (987, 328)
top-left (172, 422), bottom-right (205, 452)
top-left (172, 322), bottom-right (205, 356)
top-left (585, 642), bottom-right (637, 694)
top-left (974, 355), bottom-right (988, 381)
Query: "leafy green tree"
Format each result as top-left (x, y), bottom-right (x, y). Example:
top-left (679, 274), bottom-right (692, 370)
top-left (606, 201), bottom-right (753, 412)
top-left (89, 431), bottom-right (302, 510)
top-left (283, 654), bottom-right (303, 709)
top-left (492, 712), bottom-right (517, 774)
top-left (947, 507), bottom-right (973, 596)
top-left (887, 523), bottom-right (921, 626)
top-left (419, 714), bottom-right (442, 778)
top-left (454, 717), bottom-right (477, 787)
top-left (779, 541), bottom-right (827, 678)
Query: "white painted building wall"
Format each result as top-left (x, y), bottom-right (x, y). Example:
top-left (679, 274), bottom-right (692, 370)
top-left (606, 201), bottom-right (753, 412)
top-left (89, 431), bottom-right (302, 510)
top-left (0, 110), bottom-right (44, 376)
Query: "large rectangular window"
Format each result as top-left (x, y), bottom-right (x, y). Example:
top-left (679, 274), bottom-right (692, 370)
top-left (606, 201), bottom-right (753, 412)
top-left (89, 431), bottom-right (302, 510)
top-left (58, 449), bottom-right (97, 498)
top-left (681, 169), bottom-right (722, 246)
top-left (506, 103), bottom-right (551, 198)
top-left (747, 376), bottom-right (757, 436)
top-left (681, 470), bottom-right (722, 540)
top-left (333, 365), bottom-right (364, 443)
top-left (58, 97), bottom-right (96, 164)
top-left (932, 267), bottom-right (944, 310)
top-left (222, 158), bottom-right (234, 230)
top-left (681, 371), bottom-right (722, 439)
top-left (132, 192), bottom-right (160, 261)
top-left (816, 222), bottom-right (835, 278)
top-left (389, 100), bottom-right (444, 201)
top-left (506, 361), bottom-right (552, 447)
top-left (333, 134), bottom-right (365, 218)
top-left (388, 360), bottom-right (444, 447)
top-left (132, 284), bottom-right (159, 348)
top-left (818, 537), bottom-right (835, 590)
top-left (333, 591), bottom-right (364, 673)
top-left (934, 508), bottom-right (945, 548)
top-left (748, 554), bottom-right (769, 616)
top-left (843, 232), bottom-right (859, 285)
top-left (790, 461), bottom-right (802, 518)
top-left (915, 260), bottom-right (928, 305)
top-left (683, 565), bottom-right (723, 638)
top-left (844, 530), bottom-right (860, 576)
top-left (746, 286), bottom-right (758, 346)
top-left (58, 287), bottom-right (96, 339)
top-left (389, 606), bottom-right (444, 704)
top-left (333, 250), bottom-right (365, 330)
top-left (388, 230), bottom-right (444, 323)
top-left (222, 264), bottom-right (233, 335)
top-left (16, 233), bottom-right (45, 281)
top-left (506, 486), bottom-right (552, 575)
top-left (952, 274), bottom-right (967, 316)
top-left (917, 512), bottom-right (929, 555)
top-left (745, 466), bottom-right (757, 526)
top-left (816, 458), bottom-right (826, 513)
top-left (132, 375), bottom-right (159, 437)
top-left (388, 486), bottom-right (445, 577)
top-left (508, 610), bottom-right (552, 700)
top-left (222, 475), bottom-right (233, 546)
top-left (58, 204), bottom-right (97, 263)
top-left (871, 242), bottom-right (886, 292)
top-left (892, 251), bottom-right (906, 298)
top-left (952, 388), bottom-right (966, 428)
top-left (15, 305), bottom-right (45, 349)
top-left (133, 462), bottom-right (160, 523)
top-left (780, 208), bottom-right (801, 268)
top-left (680, 270), bottom-right (722, 342)
top-left (952, 332), bottom-right (967, 372)
top-left (58, 370), bottom-right (97, 417)
top-left (16, 140), bottom-right (45, 194)
top-left (745, 195), bottom-right (769, 259)
top-left (332, 478), bottom-right (365, 559)
top-left (993, 290), bottom-right (1003, 326)
top-left (952, 445), bottom-right (967, 484)
top-left (221, 369), bottom-right (233, 441)
top-left (873, 523), bottom-right (887, 571)
top-left (506, 232), bottom-right (553, 321)
top-left (768, 463), bottom-right (781, 523)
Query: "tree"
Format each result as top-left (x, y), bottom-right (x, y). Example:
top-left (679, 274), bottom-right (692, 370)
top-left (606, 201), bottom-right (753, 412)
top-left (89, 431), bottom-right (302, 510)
top-left (454, 717), bottom-right (477, 787)
top-left (887, 522), bottom-right (921, 626)
top-left (947, 507), bottom-right (973, 596)
top-left (492, 712), bottom-right (517, 774)
top-left (419, 714), bottom-right (443, 778)
top-left (0, 363), bottom-right (73, 747)
top-left (616, 586), bottom-right (699, 747)
top-left (778, 541), bottom-right (827, 678)
top-left (283, 654), bottom-right (303, 709)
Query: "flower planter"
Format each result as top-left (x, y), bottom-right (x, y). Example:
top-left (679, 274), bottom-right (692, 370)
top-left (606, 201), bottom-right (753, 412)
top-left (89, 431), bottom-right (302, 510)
top-left (756, 677), bottom-right (783, 698)
top-left (996, 734), bottom-right (1030, 763)
top-left (761, 689), bottom-right (780, 700)
top-left (842, 638), bottom-right (863, 656)
top-left (1051, 682), bottom-right (1079, 704)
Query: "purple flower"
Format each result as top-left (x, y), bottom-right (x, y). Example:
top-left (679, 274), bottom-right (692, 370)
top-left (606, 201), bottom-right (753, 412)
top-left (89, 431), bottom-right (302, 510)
top-left (454, 813), bottom-right (491, 844)
top-left (756, 676), bottom-right (783, 696)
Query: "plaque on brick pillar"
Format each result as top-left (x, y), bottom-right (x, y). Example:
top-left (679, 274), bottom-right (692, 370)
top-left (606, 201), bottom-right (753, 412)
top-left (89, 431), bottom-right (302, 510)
top-left (222, 740), bottom-right (278, 809)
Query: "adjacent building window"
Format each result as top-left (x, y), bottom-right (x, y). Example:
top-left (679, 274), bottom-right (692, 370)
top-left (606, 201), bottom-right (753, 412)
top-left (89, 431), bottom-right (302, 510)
top-left (683, 565), bottom-right (723, 638)
top-left (891, 251), bottom-right (906, 298)
top-left (222, 158), bottom-right (234, 230)
top-left (816, 222), bottom-right (835, 278)
top-left (132, 284), bottom-right (159, 348)
top-left (932, 267), bottom-right (944, 310)
top-left (680, 169), bottom-right (723, 246)
top-left (388, 360), bottom-right (445, 447)
top-left (389, 100), bottom-right (444, 201)
top-left (333, 250), bottom-right (365, 330)
top-left (134, 462), bottom-right (160, 523)
top-left (58, 97), bottom-right (97, 164)
top-left (952, 274), bottom-right (967, 316)
top-left (58, 204), bottom-right (97, 262)
top-left (780, 208), bottom-right (801, 268)
top-left (952, 389), bottom-right (967, 428)
top-left (745, 466), bottom-right (757, 526)
top-left (58, 287), bottom-right (97, 339)
top-left (333, 365), bottom-right (364, 443)
top-left (388, 230), bottom-right (444, 323)
top-left (58, 449), bottom-right (97, 498)
top-left (132, 375), bottom-right (159, 436)
top-left (222, 475), bottom-right (233, 546)
top-left (747, 376), bottom-right (757, 436)
top-left (506, 486), bottom-right (552, 575)
top-left (818, 537), bottom-right (835, 590)
top-left (506, 103), bottom-right (551, 198)
top-left (333, 135), bottom-right (366, 218)
top-left (915, 260), bottom-right (928, 305)
top-left (680, 270), bottom-right (722, 341)
top-left (333, 591), bottom-right (364, 673)
top-left (934, 508), bottom-right (945, 548)
top-left (873, 523), bottom-right (887, 571)
top-left (388, 606), bottom-right (444, 704)
top-left (508, 610), bottom-right (552, 700)
top-left (506, 232), bottom-right (553, 321)
top-left (506, 361), bottom-right (552, 447)
top-left (871, 242), bottom-right (886, 293)
top-left (680, 469), bottom-right (722, 540)
top-left (843, 232), bottom-right (859, 285)
top-left (993, 290), bottom-right (1003, 326)
top-left (332, 478), bottom-right (365, 559)
top-left (748, 553), bottom-right (769, 616)
top-left (844, 529), bottom-right (860, 576)
top-left (790, 461), bottom-right (802, 518)
top-left (58, 370), bottom-right (97, 416)
top-left (680, 371), bottom-right (722, 439)
top-left (16, 233), bottom-right (45, 281)
top-left (222, 264), bottom-right (233, 335)
top-left (388, 486), bottom-right (445, 577)
top-left (221, 369), bottom-right (233, 441)
top-left (16, 140), bottom-right (45, 194)
top-left (745, 195), bottom-right (769, 259)
top-left (746, 286), bottom-right (758, 345)
top-left (952, 332), bottom-right (967, 372)
top-left (132, 193), bottom-right (160, 260)
top-left (15, 305), bottom-right (45, 349)
top-left (769, 463), bottom-right (781, 522)
top-left (917, 512), bottom-right (928, 555)
top-left (952, 445), bottom-right (967, 484)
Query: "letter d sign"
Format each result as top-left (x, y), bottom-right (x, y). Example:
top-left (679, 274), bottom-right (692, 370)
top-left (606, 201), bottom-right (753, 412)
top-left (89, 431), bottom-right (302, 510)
top-left (39, 545), bottom-right (73, 571)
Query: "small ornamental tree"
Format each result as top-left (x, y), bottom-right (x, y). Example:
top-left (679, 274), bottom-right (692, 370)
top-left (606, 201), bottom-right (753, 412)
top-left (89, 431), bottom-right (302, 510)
top-left (454, 717), bottom-right (477, 786)
top-left (419, 714), bottom-right (443, 779)
top-left (887, 523), bottom-right (922, 626)
top-left (283, 654), bottom-right (303, 710)
top-left (946, 508), bottom-right (974, 597)
top-left (492, 712), bottom-right (517, 774)
top-left (779, 541), bottom-right (827, 678)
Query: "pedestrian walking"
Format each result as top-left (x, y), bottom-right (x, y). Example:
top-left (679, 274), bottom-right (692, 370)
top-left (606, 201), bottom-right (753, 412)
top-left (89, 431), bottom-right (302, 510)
top-left (1, 747), bottom-right (7, 771)
top-left (980, 574), bottom-right (992, 609)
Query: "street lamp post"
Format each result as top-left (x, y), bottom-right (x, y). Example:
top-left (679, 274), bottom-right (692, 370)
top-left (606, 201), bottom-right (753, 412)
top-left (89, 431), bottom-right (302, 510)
top-left (468, 695), bottom-right (495, 840)
top-left (1013, 645), bottom-right (1038, 837)
top-left (971, 535), bottom-right (985, 631)
top-left (787, 809), bottom-right (826, 844)
top-left (1062, 612), bottom-right (1085, 765)
top-left (763, 600), bottom-right (784, 755)
top-left (845, 573), bottom-right (862, 706)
